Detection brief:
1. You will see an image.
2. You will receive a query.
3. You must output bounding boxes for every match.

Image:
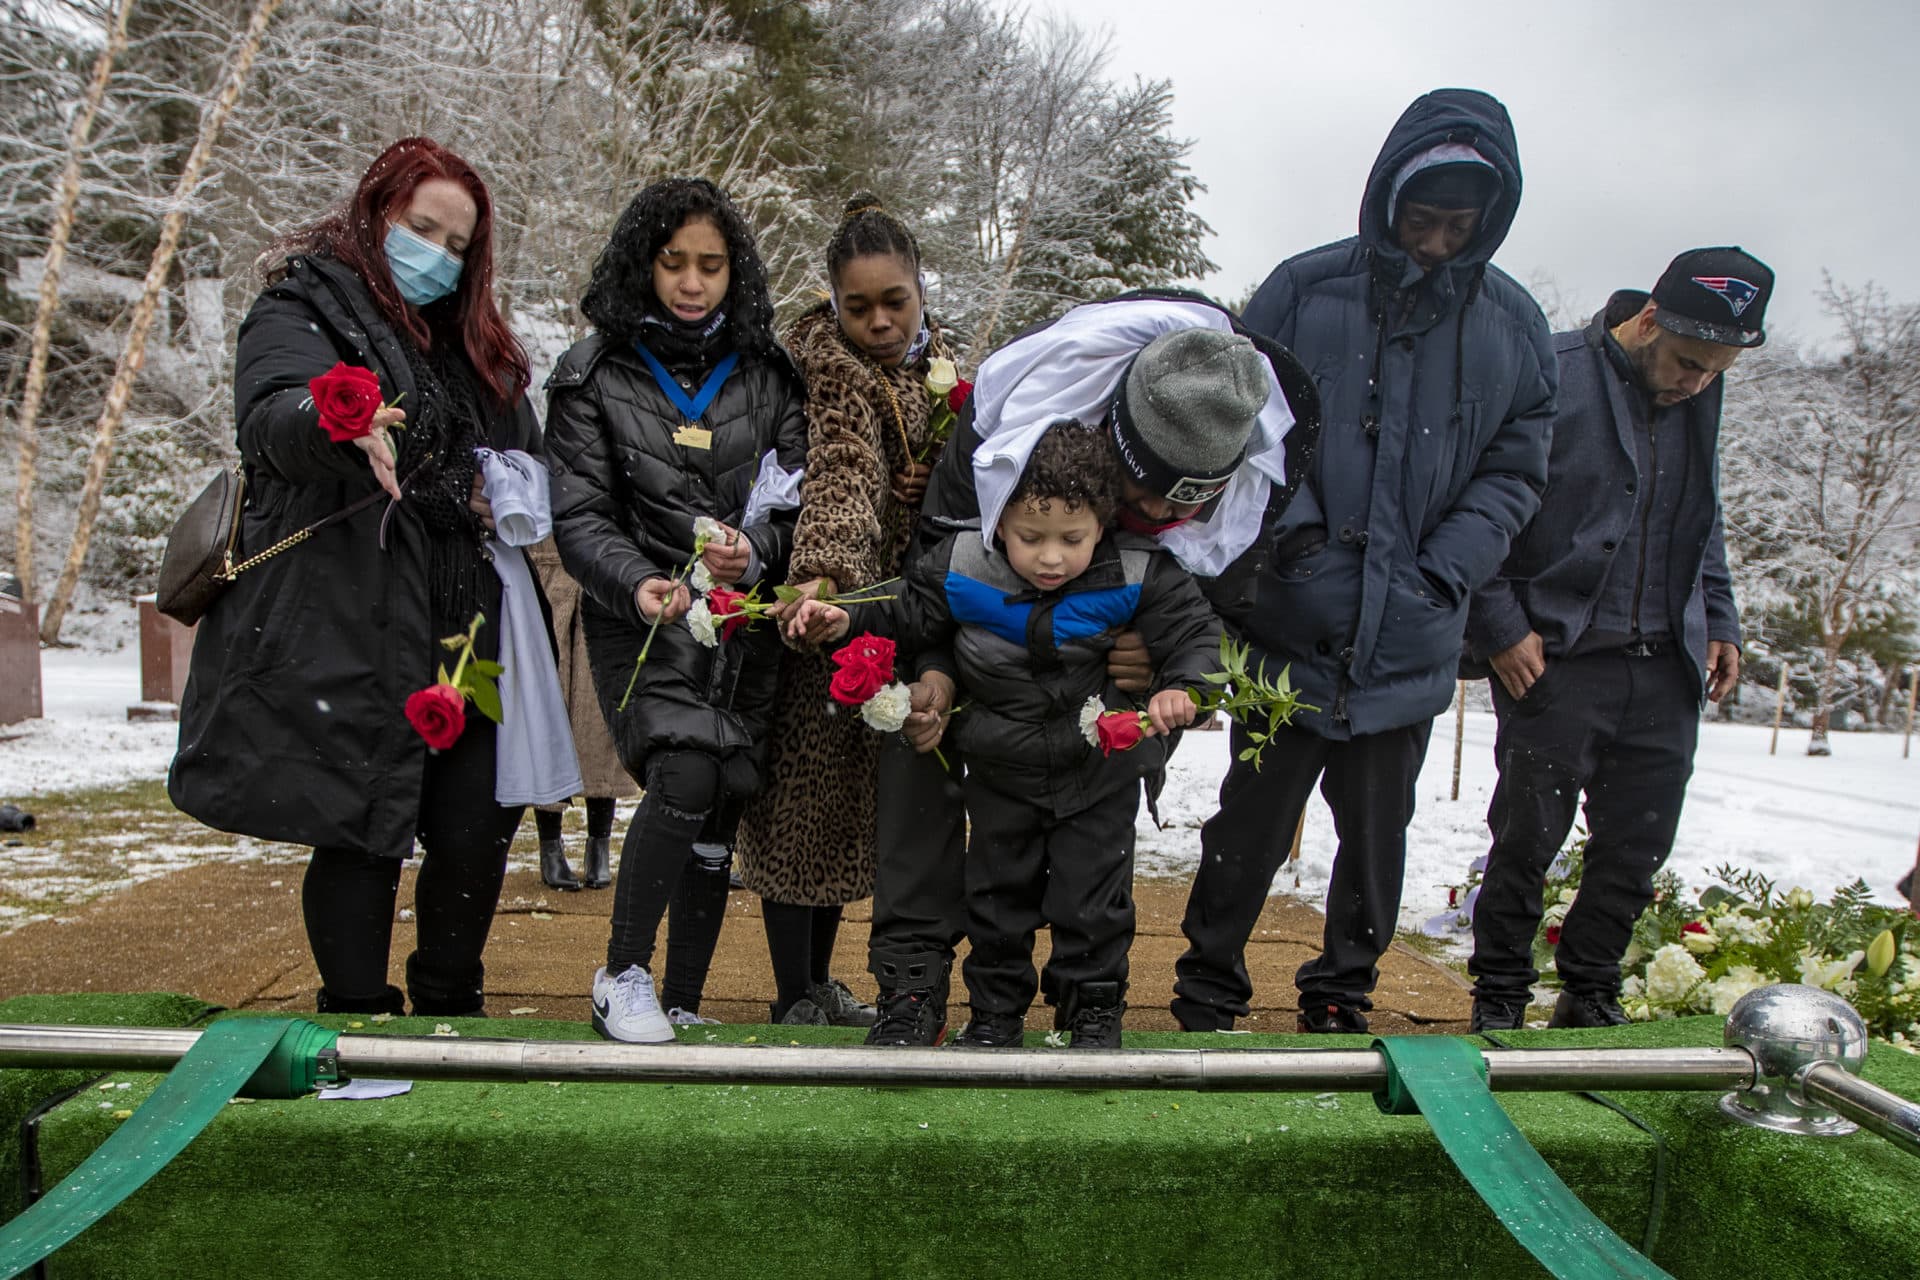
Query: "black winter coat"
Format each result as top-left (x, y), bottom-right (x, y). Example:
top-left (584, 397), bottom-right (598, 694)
top-left (170, 254), bottom-right (540, 856)
top-left (1241, 88), bottom-right (1556, 737)
top-left (850, 531), bottom-right (1221, 819)
top-left (1467, 293), bottom-right (1742, 696)
top-left (545, 333), bottom-right (807, 796)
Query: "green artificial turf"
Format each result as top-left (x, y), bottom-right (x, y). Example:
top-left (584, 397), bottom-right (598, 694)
top-left (4, 1002), bottom-right (1917, 1278)
top-left (0, 993), bottom-right (216, 1222)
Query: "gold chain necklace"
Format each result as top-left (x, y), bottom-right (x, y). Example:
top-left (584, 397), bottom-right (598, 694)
top-left (867, 359), bottom-right (914, 466)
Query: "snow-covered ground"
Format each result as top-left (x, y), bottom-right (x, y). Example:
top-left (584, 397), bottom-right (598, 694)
top-left (2, 646), bottom-right (179, 796)
top-left (1140, 711), bottom-right (1920, 943)
top-left (4, 647), bottom-right (1917, 940)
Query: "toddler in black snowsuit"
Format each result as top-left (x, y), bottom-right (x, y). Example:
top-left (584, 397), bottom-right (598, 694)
top-left (789, 420), bottom-right (1221, 1047)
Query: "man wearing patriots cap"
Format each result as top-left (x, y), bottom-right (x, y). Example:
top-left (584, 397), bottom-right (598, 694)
top-left (1464, 246), bottom-right (1773, 1031)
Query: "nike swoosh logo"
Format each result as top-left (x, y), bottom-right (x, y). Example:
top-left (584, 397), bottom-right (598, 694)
top-left (593, 994), bottom-right (611, 1020)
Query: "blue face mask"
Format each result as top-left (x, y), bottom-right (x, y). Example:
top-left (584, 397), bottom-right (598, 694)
top-left (385, 221), bottom-right (463, 306)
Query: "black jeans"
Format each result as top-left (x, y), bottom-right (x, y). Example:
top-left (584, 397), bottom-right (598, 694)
top-left (606, 751), bottom-right (734, 1013)
top-left (304, 713), bottom-right (523, 1015)
top-left (1469, 650), bottom-right (1698, 1000)
top-left (961, 777), bottom-right (1138, 1018)
top-left (867, 735), bottom-right (968, 990)
top-left (1172, 717), bottom-right (1432, 1027)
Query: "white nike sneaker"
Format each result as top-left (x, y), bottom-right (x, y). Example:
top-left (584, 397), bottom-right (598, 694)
top-left (667, 1007), bottom-right (722, 1026)
top-left (591, 964), bottom-right (674, 1043)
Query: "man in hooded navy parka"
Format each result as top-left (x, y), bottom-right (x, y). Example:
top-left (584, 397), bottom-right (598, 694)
top-left (1174, 88), bottom-right (1556, 1033)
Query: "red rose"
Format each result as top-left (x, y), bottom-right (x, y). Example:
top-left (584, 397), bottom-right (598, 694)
top-left (405, 683), bottom-right (466, 749)
top-left (310, 362), bottom-right (385, 442)
top-left (1545, 925), bottom-right (1562, 946)
top-left (1682, 920), bottom-right (1708, 935)
top-left (1094, 710), bottom-right (1145, 757)
top-left (828, 632), bottom-right (896, 706)
top-left (948, 378), bottom-right (973, 414)
top-left (706, 587), bottom-right (751, 641)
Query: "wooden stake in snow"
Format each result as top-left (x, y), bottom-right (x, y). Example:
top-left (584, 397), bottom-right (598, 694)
top-left (7, 0), bottom-right (137, 603)
top-left (1451, 679), bottom-right (1467, 802)
top-left (38, 0), bottom-right (284, 643)
top-left (1904, 668), bottom-right (1917, 761)
top-left (1770, 662), bottom-right (1790, 757)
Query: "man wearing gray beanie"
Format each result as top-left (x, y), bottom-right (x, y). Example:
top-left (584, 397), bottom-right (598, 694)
top-left (856, 290), bottom-right (1322, 1047)
top-left (1173, 88), bottom-right (1556, 1035)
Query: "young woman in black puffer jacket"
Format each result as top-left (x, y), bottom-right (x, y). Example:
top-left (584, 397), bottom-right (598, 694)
top-left (547, 178), bottom-right (807, 1042)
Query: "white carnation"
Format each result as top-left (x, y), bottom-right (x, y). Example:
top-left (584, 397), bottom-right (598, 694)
top-left (1716, 911), bottom-right (1774, 946)
top-left (692, 515), bottom-right (727, 545)
top-left (691, 561), bottom-right (714, 592)
top-left (860, 681), bottom-right (913, 732)
top-left (1079, 696), bottom-right (1104, 747)
top-left (1704, 965), bottom-right (1769, 1016)
top-left (1644, 944), bottom-right (1707, 1008)
top-left (686, 599), bottom-right (718, 647)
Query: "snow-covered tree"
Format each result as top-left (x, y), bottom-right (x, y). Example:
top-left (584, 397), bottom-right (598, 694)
top-left (1721, 281), bottom-right (1920, 754)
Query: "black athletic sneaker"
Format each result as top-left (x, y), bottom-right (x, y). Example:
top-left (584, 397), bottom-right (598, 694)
top-left (863, 987), bottom-right (947, 1047)
top-left (1470, 994), bottom-right (1529, 1032)
top-left (952, 1010), bottom-right (1026, 1048)
top-left (1549, 989), bottom-right (1629, 1028)
top-left (1296, 1003), bottom-right (1369, 1034)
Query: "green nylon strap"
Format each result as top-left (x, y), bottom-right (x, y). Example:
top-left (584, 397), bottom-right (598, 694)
top-left (1371, 1036), bottom-right (1675, 1280)
top-left (0, 1018), bottom-right (336, 1280)
top-left (1480, 1031), bottom-right (1671, 1258)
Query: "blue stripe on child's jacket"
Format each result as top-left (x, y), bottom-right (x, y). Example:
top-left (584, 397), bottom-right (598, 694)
top-left (945, 571), bottom-right (1142, 647)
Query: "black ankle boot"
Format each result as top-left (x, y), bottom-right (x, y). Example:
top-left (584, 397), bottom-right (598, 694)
top-left (582, 836), bottom-right (612, 889)
top-left (540, 838), bottom-right (581, 891)
top-left (315, 984), bottom-right (406, 1016)
top-left (1064, 981), bottom-right (1126, 1050)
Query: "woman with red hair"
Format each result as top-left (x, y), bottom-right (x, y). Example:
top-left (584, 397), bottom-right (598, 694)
top-left (171, 137), bottom-right (542, 1018)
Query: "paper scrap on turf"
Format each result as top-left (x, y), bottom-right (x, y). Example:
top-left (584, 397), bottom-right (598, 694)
top-left (317, 1079), bottom-right (413, 1100)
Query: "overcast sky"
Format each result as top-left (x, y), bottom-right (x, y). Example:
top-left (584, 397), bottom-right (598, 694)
top-left (1041, 0), bottom-right (1918, 350)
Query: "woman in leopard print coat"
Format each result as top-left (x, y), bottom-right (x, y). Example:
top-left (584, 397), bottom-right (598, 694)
top-left (734, 196), bottom-right (955, 1026)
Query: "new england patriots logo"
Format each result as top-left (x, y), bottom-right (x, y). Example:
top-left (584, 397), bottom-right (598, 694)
top-left (1691, 276), bottom-right (1760, 317)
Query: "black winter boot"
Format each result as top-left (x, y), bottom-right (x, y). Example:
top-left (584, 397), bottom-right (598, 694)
top-left (540, 838), bottom-right (581, 891)
top-left (582, 836), bottom-right (612, 889)
top-left (953, 1009), bottom-right (1026, 1048)
top-left (1470, 993), bottom-right (1530, 1032)
top-left (1549, 989), bottom-right (1629, 1028)
top-left (315, 984), bottom-right (406, 1016)
top-left (1297, 1002), bottom-right (1369, 1034)
top-left (864, 954), bottom-right (950, 1047)
top-left (1064, 981), bottom-right (1126, 1050)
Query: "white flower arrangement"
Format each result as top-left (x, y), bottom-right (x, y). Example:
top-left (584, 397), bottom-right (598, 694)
top-left (686, 599), bottom-right (718, 647)
top-left (859, 681), bottom-right (913, 733)
top-left (1796, 948), bottom-right (1865, 992)
top-left (1703, 964), bottom-right (1769, 1016)
top-left (1644, 944), bottom-right (1706, 1009)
